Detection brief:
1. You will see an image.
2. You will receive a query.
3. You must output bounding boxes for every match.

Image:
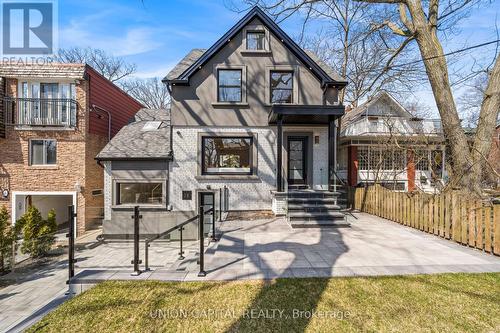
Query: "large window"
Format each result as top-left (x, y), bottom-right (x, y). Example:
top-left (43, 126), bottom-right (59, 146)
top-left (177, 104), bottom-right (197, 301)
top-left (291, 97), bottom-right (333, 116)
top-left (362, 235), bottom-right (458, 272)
top-left (30, 139), bottom-right (56, 165)
top-left (217, 69), bottom-right (242, 102)
top-left (117, 182), bottom-right (163, 205)
top-left (246, 31), bottom-right (266, 50)
top-left (415, 150), bottom-right (429, 171)
top-left (270, 71), bottom-right (293, 104)
top-left (202, 137), bottom-right (253, 175)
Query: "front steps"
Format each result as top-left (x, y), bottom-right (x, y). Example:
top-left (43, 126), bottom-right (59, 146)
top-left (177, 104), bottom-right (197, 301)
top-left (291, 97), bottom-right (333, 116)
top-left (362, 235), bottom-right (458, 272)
top-left (285, 190), bottom-right (349, 228)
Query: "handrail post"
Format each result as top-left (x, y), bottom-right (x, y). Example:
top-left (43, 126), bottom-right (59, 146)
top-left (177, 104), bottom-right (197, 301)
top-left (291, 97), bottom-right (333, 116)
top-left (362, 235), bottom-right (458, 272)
top-left (131, 206), bottom-right (142, 276)
top-left (211, 211), bottom-right (217, 242)
top-left (198, 207), bottom-right (206, 277)
top-left (219, 188), bottom-right (223, 222)
top-left (66, 205), bottom-right (76, 284)
top-left (144, 240), bottom-right (150, 271)
top-left (178, 227), bottom-right (185, 260)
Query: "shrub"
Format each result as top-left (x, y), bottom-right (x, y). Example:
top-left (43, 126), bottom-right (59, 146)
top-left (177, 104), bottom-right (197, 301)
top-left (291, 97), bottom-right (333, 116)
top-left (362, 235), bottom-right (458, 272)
top-left (17, 206), bottom-right (57, 258)
top-left (0, 206), bottom-right (15, 272)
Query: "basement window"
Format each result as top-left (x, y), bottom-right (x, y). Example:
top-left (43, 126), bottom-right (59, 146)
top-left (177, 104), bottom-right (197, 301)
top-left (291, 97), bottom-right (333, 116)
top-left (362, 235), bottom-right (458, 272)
top-left (116, 182), bottom-right (163, 205)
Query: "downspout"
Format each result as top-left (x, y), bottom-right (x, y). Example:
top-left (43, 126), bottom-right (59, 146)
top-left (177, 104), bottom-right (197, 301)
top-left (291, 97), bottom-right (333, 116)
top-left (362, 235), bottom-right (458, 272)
top-left (91, 104), bottom-right (112, 141)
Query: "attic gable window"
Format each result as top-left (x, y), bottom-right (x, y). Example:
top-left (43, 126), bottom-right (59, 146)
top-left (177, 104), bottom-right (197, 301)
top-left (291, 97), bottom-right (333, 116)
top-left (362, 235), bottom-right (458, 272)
top-left (217, 69), bottom-right (242, 102)
top-left (246, 31), bottom-right (265, 50)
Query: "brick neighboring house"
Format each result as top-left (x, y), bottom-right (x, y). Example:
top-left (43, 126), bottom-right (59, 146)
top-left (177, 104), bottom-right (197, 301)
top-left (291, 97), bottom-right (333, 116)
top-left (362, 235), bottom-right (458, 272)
top-left (0, 63), bottom-right (143, 235)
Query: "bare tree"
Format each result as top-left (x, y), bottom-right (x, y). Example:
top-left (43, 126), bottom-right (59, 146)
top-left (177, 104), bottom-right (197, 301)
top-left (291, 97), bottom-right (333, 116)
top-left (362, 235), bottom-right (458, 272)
top-left (55, 47), bottom-right (137, 82)
top-left (350, 0), bottom-right (500, 192)
top-left (121, 77), bottom-right (171, 109)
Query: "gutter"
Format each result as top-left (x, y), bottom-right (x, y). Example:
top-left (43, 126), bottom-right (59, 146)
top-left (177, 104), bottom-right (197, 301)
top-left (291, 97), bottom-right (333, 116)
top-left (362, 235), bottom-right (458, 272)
top-left (91, 104), bottom-right (112, 141)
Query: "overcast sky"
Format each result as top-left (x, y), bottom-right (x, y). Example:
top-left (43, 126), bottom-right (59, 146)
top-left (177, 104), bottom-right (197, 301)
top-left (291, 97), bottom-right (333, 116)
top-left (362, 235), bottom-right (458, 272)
top-left (57, 0), bottom-right (500, 115)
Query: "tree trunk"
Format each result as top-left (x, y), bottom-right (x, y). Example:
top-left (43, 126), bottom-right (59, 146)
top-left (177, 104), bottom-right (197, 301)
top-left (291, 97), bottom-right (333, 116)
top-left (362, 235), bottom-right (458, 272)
top-left (471, 56), bottom-right (500, 184)
top-left (407, 2), bottom-right (474, 189)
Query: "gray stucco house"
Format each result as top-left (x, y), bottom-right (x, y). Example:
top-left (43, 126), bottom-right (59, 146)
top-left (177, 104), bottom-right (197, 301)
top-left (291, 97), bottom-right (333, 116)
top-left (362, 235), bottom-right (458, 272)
top-left (97, 6), bottom-right (348, 237)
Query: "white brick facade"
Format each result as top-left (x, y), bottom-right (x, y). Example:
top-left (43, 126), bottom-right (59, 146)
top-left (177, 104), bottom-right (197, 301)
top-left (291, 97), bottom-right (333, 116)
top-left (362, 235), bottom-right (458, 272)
top-left (170, 126), bottom-right (329, 212)
top-left (170, 126), bottom-right (277, 211)
top-left (103, 161), bottom-right (112, 220)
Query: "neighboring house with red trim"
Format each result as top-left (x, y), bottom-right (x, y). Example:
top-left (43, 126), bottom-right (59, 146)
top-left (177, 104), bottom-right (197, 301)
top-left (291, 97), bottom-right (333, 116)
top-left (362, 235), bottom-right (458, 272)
top-left (338, 92), bottom-right (447, 192)
top-left (0, 63), bottom-right (143, 235)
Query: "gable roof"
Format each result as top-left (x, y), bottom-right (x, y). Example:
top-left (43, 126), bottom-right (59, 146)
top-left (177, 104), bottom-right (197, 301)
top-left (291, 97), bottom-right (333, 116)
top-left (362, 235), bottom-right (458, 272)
top-left (96, 108), bottom-right (172, 160)
top-left (342, 91), bottom-right (412, 127)
top-left (164, 6), bottom-right (347, 87)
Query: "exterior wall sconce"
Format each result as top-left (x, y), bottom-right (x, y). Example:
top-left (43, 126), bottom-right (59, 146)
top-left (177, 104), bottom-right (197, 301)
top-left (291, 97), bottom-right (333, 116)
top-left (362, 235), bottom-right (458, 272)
top-left (74, 182), bottom-right (82, 193)
top-left (314, 135), bottom-right (320, 144)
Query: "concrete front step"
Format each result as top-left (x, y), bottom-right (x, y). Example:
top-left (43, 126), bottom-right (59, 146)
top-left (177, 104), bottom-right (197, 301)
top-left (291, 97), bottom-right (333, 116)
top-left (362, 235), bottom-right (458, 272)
top-left (286, 190), bottom-right (341, 198)
top-left (290, 219), bottom-right (350, 228)
top-left (288, 211), bottom-right (346, 220)
top-left (288, 204), bottom-right (341, 211)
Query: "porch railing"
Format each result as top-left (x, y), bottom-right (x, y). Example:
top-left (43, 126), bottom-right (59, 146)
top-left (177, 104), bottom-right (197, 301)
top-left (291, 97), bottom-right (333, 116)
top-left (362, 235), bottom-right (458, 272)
top-left (4, 97), bottom-right (77, 127)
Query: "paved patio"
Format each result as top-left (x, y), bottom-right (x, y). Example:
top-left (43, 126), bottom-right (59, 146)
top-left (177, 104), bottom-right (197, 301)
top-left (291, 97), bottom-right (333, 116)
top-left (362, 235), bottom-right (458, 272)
top-left (72, 212), bottom-right (500, 283)
top-left (1, 213), bottom-right (499, 332)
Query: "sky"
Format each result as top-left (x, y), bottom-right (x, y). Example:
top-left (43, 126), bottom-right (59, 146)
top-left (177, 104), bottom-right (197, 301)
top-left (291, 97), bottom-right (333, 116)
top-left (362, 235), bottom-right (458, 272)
top-left (56, 0), bottom-right (500, 114)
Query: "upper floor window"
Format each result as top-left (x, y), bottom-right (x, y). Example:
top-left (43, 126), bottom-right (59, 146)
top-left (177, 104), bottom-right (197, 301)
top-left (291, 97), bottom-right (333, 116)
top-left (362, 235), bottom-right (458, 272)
top-left (30, 139), bottom-right (57, 165)
top-left (218, 69), bottom-right (242, 102)
top-left (270, 71), bottom-right (293, 104)
top-left (246, 31), bottom-right (266, 50)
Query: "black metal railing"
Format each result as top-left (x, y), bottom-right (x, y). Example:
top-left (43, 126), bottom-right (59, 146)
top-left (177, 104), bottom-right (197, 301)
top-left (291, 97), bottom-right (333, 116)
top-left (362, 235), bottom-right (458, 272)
top-left (4, 97), bottom-right (77, 127)
top-left (143, 214), bottom-right (200, 272)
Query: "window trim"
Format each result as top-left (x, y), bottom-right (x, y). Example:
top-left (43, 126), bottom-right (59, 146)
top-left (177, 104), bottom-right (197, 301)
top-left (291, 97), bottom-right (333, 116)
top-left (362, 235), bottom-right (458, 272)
top-left (201, 136), bottom-right (254, 176)
top-left (217, 68), bottom-right (243, 103)
top-left (113, 179), bottom-right (166, 207)
top-left (241, 24), bottom-right (271, 53)
top-left (29, 139), bottom-right (57, 166)
top-left (270, 70), bottom-right (294, 104)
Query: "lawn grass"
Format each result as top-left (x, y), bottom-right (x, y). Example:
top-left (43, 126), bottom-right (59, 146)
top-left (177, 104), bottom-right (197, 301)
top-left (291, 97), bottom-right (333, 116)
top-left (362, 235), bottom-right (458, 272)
top-left (29, 273), bottom-right (500, 333)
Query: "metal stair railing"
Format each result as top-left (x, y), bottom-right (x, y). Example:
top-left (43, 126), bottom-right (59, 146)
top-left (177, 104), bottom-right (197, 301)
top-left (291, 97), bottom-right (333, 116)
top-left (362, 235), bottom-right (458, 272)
top-left (144, 215), bottom-right (199, 271)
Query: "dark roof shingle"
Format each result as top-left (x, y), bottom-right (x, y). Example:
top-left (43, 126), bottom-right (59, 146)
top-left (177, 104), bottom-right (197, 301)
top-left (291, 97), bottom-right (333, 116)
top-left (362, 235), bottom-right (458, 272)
top-left (96, 108), bottom-right (171, 160)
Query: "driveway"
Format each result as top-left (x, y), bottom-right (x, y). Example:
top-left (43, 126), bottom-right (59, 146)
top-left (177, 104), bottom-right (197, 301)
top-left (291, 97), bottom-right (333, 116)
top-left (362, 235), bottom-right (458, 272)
top-left (1, 213), bottom-right (499, 332)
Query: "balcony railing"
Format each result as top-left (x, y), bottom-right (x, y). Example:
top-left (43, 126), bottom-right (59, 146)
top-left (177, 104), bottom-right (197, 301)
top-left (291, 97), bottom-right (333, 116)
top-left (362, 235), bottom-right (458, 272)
top-left (3, 97), bottom-right (77, 128)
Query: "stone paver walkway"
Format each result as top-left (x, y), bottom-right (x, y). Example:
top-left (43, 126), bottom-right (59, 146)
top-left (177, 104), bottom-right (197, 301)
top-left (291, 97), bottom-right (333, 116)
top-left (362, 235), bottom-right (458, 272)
top-left (1, 213), bottom-right (500, 332)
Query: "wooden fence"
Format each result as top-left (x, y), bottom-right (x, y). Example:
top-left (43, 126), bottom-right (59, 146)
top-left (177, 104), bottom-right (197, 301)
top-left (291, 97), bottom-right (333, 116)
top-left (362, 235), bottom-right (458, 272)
top-left (352, 185), bottom-right (500, 255)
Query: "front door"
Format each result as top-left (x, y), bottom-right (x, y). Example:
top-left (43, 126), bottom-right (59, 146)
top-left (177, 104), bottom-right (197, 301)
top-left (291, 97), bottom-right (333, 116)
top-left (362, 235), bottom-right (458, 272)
top-left (199, 192), bottom-right (214, 237)
top-left (287, 136), bottom-right (308, 185)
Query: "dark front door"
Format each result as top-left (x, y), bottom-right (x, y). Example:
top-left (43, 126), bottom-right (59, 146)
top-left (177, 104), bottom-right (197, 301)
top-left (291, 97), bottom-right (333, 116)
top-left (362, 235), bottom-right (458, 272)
top-left (287, 136), bottom-right (308, 185)
top-left (199, 192), bottom-right (214, 237)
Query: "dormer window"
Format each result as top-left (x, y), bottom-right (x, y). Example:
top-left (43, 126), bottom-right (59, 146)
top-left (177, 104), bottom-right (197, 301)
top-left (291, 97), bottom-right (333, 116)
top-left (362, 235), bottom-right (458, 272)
top-left (246, 31), bottom-right (265, 50)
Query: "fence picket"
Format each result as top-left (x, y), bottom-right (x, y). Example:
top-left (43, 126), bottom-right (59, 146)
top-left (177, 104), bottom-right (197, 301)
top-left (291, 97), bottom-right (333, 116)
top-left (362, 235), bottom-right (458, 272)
top-left (494, 204), bottom-right (500, 255)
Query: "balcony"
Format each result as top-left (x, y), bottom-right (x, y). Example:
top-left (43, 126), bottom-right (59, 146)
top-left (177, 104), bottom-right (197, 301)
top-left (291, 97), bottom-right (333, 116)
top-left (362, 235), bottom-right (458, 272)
top-left (3, 97), bottom-right (77, 128)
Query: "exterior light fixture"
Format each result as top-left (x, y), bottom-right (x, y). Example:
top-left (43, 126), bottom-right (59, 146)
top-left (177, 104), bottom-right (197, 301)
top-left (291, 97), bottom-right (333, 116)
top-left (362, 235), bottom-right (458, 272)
top-left (74, 182), bottom-right (82, 193)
